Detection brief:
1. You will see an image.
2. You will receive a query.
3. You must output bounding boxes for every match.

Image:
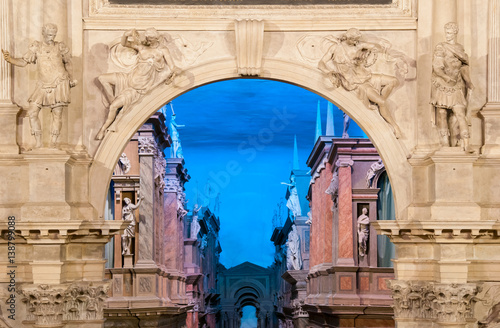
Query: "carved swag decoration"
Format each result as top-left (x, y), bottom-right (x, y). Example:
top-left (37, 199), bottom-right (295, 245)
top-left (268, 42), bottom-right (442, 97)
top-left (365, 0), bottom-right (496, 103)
top-left (389, 280), bottom-right (479, 323)
top-left (20, 283), bottom-right (109, 324)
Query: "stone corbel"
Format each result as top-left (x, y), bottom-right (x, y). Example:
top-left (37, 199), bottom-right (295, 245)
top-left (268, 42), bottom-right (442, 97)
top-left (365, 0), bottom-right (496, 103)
top-left (235, 19), bottom-right (265, 76)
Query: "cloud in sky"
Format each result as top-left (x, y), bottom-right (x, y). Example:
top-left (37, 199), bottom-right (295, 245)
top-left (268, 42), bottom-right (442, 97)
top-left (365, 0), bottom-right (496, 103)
top-left (170, 79), bottom-right (367, 268)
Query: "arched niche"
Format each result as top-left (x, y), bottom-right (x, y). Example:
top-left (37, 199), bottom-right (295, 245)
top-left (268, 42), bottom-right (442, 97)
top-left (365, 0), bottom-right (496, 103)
top-left (89, 57), bottom-right (412, 221)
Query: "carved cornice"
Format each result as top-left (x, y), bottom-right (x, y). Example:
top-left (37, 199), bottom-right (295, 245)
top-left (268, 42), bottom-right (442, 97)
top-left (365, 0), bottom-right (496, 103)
top-left (86, 0), bottom-right (415, 30)
top-left (373, 220), bottom-right (500, 242)
top-left (389, 280), bottom-right (479, 323)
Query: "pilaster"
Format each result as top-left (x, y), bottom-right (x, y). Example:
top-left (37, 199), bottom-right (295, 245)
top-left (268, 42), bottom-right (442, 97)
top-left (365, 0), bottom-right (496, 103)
top-left (336, 159), bottom-right (355, 266)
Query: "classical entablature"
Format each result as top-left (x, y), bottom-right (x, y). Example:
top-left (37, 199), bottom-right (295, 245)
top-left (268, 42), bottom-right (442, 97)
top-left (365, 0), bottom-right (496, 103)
top-left (1, 0), bottom-right (500, 327)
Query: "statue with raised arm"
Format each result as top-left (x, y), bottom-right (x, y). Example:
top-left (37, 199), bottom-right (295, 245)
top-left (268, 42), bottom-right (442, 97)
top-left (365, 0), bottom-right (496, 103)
top-left (281, 175), bottom-right (301, 218)
top-left (431, 22), bottom-right (474, 152)
top-left (357, 208), bottom-right (370, 257)
top-left (95, 28), bottom-right (179, 140)
top-left (121, 195), bottom-right (144, 255)
top-left (169, 113), bottom-right (185, 158)
top-left (2, 23), bottom-right (77, 149)
top-left (319, 28), bottom-right (402, 138)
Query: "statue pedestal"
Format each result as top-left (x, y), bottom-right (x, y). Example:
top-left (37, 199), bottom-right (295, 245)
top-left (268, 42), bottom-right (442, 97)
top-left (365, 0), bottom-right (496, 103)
top-left (123, 254), bottom-right (134, 268)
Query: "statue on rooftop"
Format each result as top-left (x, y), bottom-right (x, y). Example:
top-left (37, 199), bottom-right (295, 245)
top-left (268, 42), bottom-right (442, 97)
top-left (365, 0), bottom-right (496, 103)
top-left (169, 112), bottom-right (185, 158)
top-left (281, 175), bottom-right (301, 218)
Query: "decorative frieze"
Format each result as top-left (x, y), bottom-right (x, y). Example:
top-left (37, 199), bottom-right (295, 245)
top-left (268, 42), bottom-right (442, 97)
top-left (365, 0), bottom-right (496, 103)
top-left (389, 280), bottom-right (479, 323)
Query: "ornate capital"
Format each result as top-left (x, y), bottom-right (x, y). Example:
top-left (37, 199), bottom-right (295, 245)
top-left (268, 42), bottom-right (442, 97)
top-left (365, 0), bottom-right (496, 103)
top-left (138, 136), bottom-right (157, 155)
top-left (20, 284), bottom-right (65, 326)
top-left (19, 282), bottom-right (110, 325)
top-left (389, 280), bottom-right (479, 323)
top-left (164, 177), bottom-right (181, 193)
top-left (154, 148), bottom-right (167, 190)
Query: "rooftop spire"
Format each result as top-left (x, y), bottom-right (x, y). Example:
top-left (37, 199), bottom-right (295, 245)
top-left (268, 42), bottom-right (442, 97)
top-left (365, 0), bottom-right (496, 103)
top-left (293, 135), bottom-right (300, 170)
top-left (315, 100), bottom-right (322, 142)
top-left (326, 102), bottom-right (335, 136)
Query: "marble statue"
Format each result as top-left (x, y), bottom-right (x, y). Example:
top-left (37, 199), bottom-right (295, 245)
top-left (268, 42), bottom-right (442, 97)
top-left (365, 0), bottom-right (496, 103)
top-left (305, 211), bottom-right (312, 225)
top-left (325, 171), bottom-right (339, 210)
top-left (121, 195), bottom-right (144, 255)
top-left (357, 208), bottom-right (370, 257)
top-left (95, 28), bottom-right (179, 140)
top-left (281, 175), bottom-right (301, 218)
top-left (114, 152), bottom-right (131, 175)
top-left (365, 159), bottom-right (385, 188)
top-left (318, 28), bottom-right (402, 138)
top-left (342, 112), bottom-right (350, 138)
top-left (2, 23), bottom-right (77, 149)
top-left (431, 22), bottom-right (474, 152)
top-left (169, 114), bottom-right (185, 158)
top-left (286, 225), bottom-right (302, 270)
top-left (190, 204), bottom-right (202, 239)
top-left (177, 192), bottom-right (188, 219)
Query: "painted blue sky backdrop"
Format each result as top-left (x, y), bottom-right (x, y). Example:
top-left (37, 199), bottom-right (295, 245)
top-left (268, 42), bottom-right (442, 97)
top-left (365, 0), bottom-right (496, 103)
top-left (170, 79), bottom-right (367, 268)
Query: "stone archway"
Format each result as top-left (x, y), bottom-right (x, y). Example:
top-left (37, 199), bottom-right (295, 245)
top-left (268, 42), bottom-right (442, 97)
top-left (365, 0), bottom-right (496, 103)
top-left (89, 58), bottom-right (412, 222)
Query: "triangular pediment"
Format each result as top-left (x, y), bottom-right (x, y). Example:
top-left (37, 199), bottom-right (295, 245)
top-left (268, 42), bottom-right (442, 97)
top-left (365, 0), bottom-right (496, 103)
top-left (225, 261), bottom-right (270, 275)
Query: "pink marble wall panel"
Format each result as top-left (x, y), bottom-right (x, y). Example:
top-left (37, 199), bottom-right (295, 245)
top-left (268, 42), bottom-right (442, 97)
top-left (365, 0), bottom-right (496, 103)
top-left (338, 166), bottom-right (353, 260)
top-left (339, 276), bottom-right (352, 290)
top-left (360, 276), bottom-right (370, 291)
top-left (164, 193), bottom-right (179, 270)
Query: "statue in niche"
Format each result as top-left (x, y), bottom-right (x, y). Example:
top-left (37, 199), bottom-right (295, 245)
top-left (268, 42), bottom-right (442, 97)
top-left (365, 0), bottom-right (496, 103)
top-left (190, 204), bottom-right (202, 239)
top-left (365, 159), bottom-right (385, 188)
top-left (2, 23), bottom-right (77, 150)
top-left (286, 225), bottom-right (302, 270)
top-left (318, 28), bottom-right (402, 138)
top-left (169, 113), bottom-right (185, 158)
top-left (95, 28), bottom-right (180, 140)
top-left (342, 112), bottom-right (350, 138)
top-left (357, 208), bottom-right (370, 257)
top-left (281, 175), bottom-right (301, 218)
top-left (431, 22), bottom-right (474, 152)
top-left (121, 194), bottom-right (144, 255)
